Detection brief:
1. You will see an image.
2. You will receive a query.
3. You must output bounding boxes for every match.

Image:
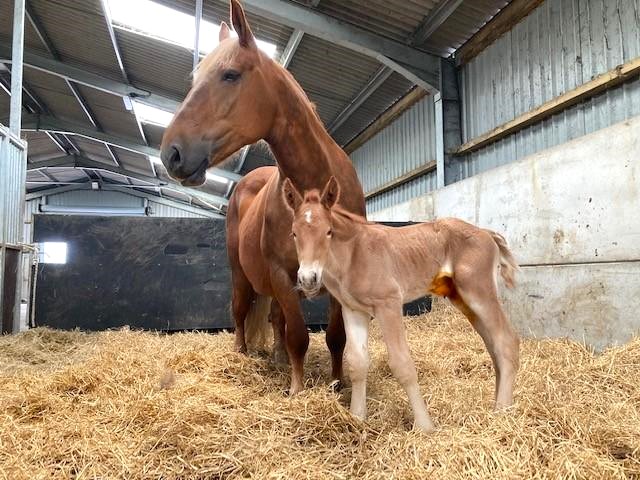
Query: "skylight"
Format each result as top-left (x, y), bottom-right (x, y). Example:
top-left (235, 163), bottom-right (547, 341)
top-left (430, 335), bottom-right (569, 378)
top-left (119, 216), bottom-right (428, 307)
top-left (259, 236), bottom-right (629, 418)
top-left (106, 0), bottom-right (277, 58)
top-left (133, 101), bottom-right (174, 128)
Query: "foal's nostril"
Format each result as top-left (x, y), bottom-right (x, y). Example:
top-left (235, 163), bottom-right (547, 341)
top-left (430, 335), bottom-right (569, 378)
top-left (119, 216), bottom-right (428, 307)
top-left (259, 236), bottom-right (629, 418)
top-left (310, 272), bottom-right (317, 283)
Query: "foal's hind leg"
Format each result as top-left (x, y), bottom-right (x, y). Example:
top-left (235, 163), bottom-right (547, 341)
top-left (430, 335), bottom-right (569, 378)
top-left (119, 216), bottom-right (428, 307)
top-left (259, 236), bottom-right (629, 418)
top-left (376, 302), bottom-right (435, 432)
top-left (451, 275), bottom-right (519, 409)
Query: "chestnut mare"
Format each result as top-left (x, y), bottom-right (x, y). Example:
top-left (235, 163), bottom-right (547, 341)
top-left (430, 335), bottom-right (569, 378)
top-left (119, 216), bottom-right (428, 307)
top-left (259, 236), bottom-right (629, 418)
top-left (160, 1), bottom-right (365, 393)
top-left (283, 177), bottom-right (520, 431)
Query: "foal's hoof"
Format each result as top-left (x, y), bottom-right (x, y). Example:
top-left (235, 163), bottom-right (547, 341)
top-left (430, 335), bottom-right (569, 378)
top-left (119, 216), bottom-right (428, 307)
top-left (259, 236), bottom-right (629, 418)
top-left (234, 344), bottom-right (248, 355)
top-left (413, 420), bottom-right (436, 433)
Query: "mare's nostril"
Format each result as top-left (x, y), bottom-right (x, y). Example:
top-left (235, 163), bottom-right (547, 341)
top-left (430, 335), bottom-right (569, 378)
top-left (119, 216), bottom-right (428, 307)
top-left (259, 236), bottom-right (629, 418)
top-left (168, 145), bottom-right (182, 169)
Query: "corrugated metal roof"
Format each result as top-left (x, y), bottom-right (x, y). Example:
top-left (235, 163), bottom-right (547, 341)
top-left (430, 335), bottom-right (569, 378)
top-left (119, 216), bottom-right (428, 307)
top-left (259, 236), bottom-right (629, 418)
top-left (115, 28), bottom-right (193, 99)
top-left (424, 0), bottom-right (509, 56)
top-left (26, 0), bottom-right (124, 81)
top-left (288, 35), bottom-right (382, 124)
top-left (316, 0), bottom-right (440, 42)
top-left (2, 0), bottom-right (514, 210)
top-left (74, 86), bottom-right (142, 142)
top-left (332, 72), bottom-right (414, 146)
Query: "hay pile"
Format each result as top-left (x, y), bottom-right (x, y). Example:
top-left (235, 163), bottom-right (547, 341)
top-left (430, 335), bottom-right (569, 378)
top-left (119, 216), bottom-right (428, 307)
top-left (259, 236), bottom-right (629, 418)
top-left (1, 301), bottom-right (639, 479)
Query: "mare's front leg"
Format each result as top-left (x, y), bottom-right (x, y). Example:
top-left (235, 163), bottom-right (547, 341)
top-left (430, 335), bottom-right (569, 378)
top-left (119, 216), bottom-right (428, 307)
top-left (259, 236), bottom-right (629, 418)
top-left (342, 306), bottom-right (370, 420)
top-left (270, 266), bottom-right (309, 395)
top-left (376, 302), bottom-right (435, 432)
top-left (269, 300), bottom-right (289, 366)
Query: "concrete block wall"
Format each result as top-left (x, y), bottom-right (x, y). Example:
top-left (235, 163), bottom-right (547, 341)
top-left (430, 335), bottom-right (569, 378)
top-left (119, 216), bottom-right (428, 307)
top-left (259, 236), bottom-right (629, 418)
top-left (368, 116), bottom-right (640, 350)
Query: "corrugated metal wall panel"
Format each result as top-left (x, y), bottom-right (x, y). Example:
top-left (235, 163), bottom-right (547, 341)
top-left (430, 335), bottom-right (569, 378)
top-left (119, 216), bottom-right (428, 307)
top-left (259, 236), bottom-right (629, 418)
top-left (26, 190), bottom-right (209, 219)
top-left (46, 190), bottom-right (144, 208)
top-left (147, 200), bottom-right (208, 218)
top-left (0, 126), bottom-right (28, 245)
top-left (458, 0), bottom-right (640, 179)
top-left (350, 95), bottom-right (437, 213)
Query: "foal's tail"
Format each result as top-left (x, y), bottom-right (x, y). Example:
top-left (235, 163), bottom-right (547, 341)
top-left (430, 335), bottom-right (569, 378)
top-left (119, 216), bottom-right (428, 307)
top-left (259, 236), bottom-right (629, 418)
top-left (245, 295), bottom-right (273, 351)
top-left (486, 230), bottom-right (519, 289)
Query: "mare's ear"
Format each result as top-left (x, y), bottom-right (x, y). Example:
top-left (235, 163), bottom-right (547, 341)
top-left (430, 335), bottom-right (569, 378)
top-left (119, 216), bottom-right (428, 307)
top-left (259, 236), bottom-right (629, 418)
top-left (219, 22), bottom-right (231, 42)
top-left (282, 178), bottom-right (303, 212)
top-left (320, 176), bottom-right (340, 209)
top-left (230, 0), bottom-right (257, 50)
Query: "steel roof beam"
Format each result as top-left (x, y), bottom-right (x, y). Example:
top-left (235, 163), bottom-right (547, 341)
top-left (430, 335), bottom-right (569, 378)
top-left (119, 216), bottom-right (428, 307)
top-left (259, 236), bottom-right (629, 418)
top-left (25, 1), bottom-right (122, 167)
top-left (408, 0), bottom-right (464, 46)
top-left (19, 114), bottom-right (241, 183)
top-left (0, 43), bottom-right (181, 113)
top-left (241, 0), bottom-right (440, 93)
top-left (26, 154), bottom-right (229, 208)
top-left (327, 0), bottom-right (463, 141)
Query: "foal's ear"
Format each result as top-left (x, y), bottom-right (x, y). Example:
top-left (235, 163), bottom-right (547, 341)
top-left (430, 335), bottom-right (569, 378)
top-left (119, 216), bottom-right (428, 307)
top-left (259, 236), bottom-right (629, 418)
top-left (320, 176), bottom-right (340, 209)
top-left (230, 0), bottom-right (257, 50)
top-left (219, 22), bottom-right (231, 42)
top-left (282, 178), bottom-right (303, 212)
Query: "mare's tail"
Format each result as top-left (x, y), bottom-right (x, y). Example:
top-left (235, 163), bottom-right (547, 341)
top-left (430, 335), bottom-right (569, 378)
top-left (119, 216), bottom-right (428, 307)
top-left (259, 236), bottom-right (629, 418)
top-left (244, 295), bottom-right (273, 351)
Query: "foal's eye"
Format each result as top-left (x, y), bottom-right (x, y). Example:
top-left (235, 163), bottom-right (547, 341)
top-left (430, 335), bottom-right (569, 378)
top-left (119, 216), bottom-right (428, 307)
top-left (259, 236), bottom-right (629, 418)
top-left (292, 232), bottom-right (297, 239)
top-left (221, 70), bottom-right (241, 82)
top-left (326, 229), bottom-right (332, 237)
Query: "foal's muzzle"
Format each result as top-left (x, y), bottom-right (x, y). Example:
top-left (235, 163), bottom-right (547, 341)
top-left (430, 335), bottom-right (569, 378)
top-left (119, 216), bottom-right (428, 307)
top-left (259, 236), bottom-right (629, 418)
top-left (297, 267), bottom-right (322, 297)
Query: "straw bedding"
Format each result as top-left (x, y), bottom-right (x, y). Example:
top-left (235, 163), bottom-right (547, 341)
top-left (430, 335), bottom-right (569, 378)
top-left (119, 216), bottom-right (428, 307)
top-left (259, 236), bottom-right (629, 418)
top-left (1, 300), bottom-right (639, 479)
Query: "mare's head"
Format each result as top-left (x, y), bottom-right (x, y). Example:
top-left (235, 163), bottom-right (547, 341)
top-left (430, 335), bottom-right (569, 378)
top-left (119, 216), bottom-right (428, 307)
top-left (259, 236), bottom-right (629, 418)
top-left (282, 177), bottom-right (340, 297)
top-left (160, 0), bottom-right (280, 185)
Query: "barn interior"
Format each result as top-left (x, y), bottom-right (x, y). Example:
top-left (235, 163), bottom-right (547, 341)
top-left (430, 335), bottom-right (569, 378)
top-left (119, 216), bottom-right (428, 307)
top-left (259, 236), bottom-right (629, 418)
top-left (1, 0), bottom-right (639, 477)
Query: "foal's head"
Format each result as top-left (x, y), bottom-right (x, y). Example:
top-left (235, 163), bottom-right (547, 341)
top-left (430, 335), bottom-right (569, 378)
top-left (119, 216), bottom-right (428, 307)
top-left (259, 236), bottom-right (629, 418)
top-left (160, 0), bottom-right (280, 185)
top-left (282, 177), bottom-right (340, 296)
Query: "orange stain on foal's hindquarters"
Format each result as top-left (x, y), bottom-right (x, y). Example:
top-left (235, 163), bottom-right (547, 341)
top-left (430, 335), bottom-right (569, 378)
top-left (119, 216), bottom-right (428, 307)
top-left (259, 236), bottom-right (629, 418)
top-left (428, 271), bottom-right (454, 297)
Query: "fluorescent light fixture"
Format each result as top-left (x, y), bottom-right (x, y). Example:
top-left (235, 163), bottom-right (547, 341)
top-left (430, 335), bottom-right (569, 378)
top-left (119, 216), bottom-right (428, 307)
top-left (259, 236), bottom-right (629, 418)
top-left (206, 172), bottom-right (230, 184)
top-left (106, 0), bottom-right (277, 58)
top-left (149, 156), bottom-right (230, 185)
top-left (133, 101), bottom-right (174, 128)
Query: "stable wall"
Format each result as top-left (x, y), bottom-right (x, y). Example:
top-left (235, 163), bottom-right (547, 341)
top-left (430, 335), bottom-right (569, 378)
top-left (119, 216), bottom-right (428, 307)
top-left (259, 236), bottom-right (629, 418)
top-left (368, 116), bottom-right (640, 350)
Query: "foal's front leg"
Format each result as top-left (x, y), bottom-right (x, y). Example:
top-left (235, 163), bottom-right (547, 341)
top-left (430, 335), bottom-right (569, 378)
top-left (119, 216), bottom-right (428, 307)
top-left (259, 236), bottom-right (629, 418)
top-left (376, 303), bottom-right (435, 432)
top-left (342, 306), bottom-right (370, 420)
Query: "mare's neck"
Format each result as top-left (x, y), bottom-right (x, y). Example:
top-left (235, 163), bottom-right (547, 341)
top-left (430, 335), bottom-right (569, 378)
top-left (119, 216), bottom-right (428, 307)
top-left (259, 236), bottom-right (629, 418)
top-left (325, 210), bottom-right (367, 274)
top-left (266, 73), bottom-right (345, 192)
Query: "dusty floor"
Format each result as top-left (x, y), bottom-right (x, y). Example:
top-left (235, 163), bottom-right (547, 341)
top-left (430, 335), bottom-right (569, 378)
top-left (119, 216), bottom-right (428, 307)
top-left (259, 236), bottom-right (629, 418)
top-left (0, 302), bottom-right (639, 479)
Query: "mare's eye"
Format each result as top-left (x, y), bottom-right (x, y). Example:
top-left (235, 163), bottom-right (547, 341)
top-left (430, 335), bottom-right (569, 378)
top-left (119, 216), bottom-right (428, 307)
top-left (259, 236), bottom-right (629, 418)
top-left (292, 232), bottom-right (297, 239)
top-left (326, 229), bottom-right (332, 237)
top-left (222, 70), bottom-right (241, 82)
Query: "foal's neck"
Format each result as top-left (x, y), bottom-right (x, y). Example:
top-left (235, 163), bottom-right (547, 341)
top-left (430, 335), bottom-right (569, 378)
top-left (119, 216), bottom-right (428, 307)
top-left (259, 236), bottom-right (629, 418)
top-left (266, 70), bottom-right (347, 192)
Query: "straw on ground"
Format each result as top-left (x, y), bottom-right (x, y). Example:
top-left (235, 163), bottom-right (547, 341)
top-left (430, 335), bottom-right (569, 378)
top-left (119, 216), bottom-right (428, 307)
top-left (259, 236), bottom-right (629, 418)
top-left (1, 300), bottom-right (638, 479)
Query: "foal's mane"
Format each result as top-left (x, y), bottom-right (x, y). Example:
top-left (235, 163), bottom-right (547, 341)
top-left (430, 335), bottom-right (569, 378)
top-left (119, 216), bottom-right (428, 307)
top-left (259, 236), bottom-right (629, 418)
top-left (331, 205), bottom-right (373, 226)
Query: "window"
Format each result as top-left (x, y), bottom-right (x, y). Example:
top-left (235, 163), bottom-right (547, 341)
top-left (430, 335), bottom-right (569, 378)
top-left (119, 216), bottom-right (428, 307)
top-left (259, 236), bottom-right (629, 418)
top-left (38, 242), bottom-right (68, 264)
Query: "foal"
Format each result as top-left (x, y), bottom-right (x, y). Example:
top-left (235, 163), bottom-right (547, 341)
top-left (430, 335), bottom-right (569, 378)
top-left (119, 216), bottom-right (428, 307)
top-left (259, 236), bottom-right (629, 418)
top-left (283, 177), bottom-right (520, 432)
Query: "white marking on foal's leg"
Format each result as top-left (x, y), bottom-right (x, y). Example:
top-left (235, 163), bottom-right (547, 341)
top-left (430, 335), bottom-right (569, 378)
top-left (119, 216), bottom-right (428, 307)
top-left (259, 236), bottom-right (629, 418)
top-left (342, 306), bottom-right (370, 421)
top-left (304, 210), bottom-right (312, 224)
top-left (377, 306), bottom-right (435, 433)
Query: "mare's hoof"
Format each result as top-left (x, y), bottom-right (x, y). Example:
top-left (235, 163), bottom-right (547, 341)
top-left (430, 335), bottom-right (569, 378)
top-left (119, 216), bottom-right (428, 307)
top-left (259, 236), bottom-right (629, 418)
top-left (328, 379), bottom-right (343, 392)
top-left (272, 347), bottom-right (289, 366)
